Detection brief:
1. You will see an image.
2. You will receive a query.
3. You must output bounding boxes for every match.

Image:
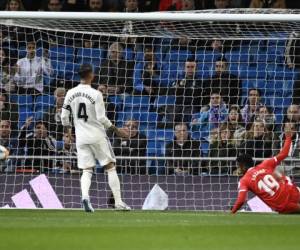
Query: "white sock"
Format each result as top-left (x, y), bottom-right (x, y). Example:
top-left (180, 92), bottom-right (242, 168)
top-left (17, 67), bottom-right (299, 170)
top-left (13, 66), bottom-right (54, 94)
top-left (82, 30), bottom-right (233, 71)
top-left (107, 167), bottom-right (122, 205)
top-left (81, 169), bottom-right (93, 201)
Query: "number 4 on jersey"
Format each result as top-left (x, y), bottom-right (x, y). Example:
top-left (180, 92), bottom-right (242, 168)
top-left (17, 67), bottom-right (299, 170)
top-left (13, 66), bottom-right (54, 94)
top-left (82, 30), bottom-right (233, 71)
top-left (77, 103), bottom-right (88, 122)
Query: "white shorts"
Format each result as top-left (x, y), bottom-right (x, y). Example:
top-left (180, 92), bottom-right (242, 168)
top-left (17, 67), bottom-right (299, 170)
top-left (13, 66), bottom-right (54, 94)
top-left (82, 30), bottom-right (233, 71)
top-left (77, 138), bottom-right (116, 169)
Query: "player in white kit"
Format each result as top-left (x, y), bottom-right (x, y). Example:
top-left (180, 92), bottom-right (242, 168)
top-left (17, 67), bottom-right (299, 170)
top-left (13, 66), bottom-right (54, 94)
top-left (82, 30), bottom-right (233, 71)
top-left (61, 64), bottom-right (130, 212)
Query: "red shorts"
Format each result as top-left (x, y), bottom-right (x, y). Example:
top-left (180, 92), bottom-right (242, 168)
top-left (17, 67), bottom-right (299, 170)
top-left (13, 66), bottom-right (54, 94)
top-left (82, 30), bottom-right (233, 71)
top-left (278, 186), bottom-right (300, 214)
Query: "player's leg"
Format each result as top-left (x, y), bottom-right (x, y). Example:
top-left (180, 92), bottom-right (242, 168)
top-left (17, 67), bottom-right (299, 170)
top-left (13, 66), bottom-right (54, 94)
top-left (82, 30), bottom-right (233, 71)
top-left (77, 144), bottom-right (96, 212)
top-left (92, 138), bottom-right (131, 210)
top-left (280, 185), bottom-right (300, 214)
top-left (104, 162), bottom-right (130, 210)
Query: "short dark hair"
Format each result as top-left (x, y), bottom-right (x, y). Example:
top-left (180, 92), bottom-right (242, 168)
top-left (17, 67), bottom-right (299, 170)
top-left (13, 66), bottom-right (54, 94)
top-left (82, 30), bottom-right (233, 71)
top-left (236, 154), bottom-right (254, 169)
top-left (248, 88), bottom-right (261, 96)
top-left (79, 64), bottom-right (93, 79)
top-left (35, 120), bottom-right (48, 130)
top-left (210, 88), bottom-right (222, 96)
top-left (259, 105), bottom-right (273, 114)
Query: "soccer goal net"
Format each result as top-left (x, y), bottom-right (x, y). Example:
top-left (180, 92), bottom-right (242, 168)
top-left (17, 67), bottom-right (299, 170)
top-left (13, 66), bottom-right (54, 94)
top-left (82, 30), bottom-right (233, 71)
top-left (0, 9), bottom-right (300, 211)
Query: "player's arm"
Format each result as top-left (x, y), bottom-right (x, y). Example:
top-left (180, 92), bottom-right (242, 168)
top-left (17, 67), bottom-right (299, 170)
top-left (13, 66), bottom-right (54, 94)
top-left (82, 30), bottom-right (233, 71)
top-left (61, 91), bottom-right (71, 127)
top-left (95, 92), bottom-right (128, 138)
top-left (262, 135), bottom-right (292, 171)
top-left (231, 181), bottom-right (248, 214)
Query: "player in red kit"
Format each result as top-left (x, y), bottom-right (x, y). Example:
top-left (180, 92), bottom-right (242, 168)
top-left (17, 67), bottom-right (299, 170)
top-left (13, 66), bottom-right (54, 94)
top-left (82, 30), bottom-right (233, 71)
top-left (231, 134), bottom-right (300, 214)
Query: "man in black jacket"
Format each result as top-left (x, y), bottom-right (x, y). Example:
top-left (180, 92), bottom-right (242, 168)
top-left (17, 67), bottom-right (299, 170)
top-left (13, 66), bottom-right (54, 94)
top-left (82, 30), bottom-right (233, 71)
top-left (18, 117), bottom-right (56, 171)
top-left (95, 42), bottom-right (134, 95)
top-left (112, 119), bottom-right (147, 174)
top-left (202, 56), bottom-right (241, 107)
top-left (165, 123), bottom-right (201, 175)
top-left (158, 59), bottom-right (202, 127)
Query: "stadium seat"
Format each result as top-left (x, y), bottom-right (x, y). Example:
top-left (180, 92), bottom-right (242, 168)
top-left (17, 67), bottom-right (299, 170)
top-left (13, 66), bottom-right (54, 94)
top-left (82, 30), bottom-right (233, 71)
top-left (77, 48), bottom-right (103, 66)
top-left (257, 51), bottom-right (276, 63)
top-left (18, 46), bottom-right (27, 58)
top-left (35, 95), bottom-right (55, 111)
top-left (18, 110), bottom-right (34, 122)
top-left (239, 66), bottom-right (266, 80)
top-left (273, 96), bottom-right (292, 108)
top-left (139, 112), bottom-right (158, 128)
top-left (124, 96), bottom-right (151, 109)
top-left (154, 95), bottom-right (176, 107)
top-left (196, 63), bottom-right (212, 79)
top-left (267, 65), bottom-right (297, 80)
top-left (147, 140), bottom-right (165, 156)
top-left (225, 50), bottom-right (250, 63)
top-left (10, 95), bottom-right (33, 111)
top-left (56, 62), bottom-right (80, 80)
top-left (108, 95), bottom-right (124, 107)
top-left (147, 129), bottom-right (173, 158)
top-left (49, 46), bottom-right (74, 62)
top-left (196, 50), bottom-right (222, 63)
top-left (147, 129), bottom-right (174, 141)
top-left (123, 48), bottom-right (134, 61)
top-left (164, 49), bottom-right (193, 62)
top-left (165, 62), bottom-right (185, 81)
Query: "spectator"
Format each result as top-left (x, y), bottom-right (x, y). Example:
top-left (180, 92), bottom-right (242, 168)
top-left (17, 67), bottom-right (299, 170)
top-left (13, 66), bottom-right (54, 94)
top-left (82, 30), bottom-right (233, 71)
top-left (62, 0), bottom-right (87, 11)
top-left (87, 0), bottom-right (105, 11)
top-left (5, 0), bottom-right (25, 10)
top-left (241, 88), bottom-right (264, 127)
top-left (1, 63), bottom-right (18, 94)
top-left (277, 122), bottom-right (300, 175)
top-left (134, 46), bottom-right (167, 100)
top-left (112, 119), bottom-right (147, 174)
top-left (239, 120), bottom-right (276, 163)
top-left (159, 0), bottom-right (182, 11)
top-left (97, 84), bottom-right (118, 124)
top-left (0, 91), bottom-right (18, 136)
top-left (249, 0), bottom-right (286, 8)
top-left (226, 105), bottom-right (246, 146)
top-left (209, 123), bottom-right (237, 175)
top-left (285, 32), bottom-right (300, 104)
top-left (96, 42), bottom-right (134, 95)
top-left (22, 0), bottom-right (42, 10)
top-left (230, 0), bottom-right (251, 7)
top-left (181, 0), bottom-right (196, 10)
top-left (15, 41), bottom-right (52, 95)
top-left (123, 0), bottom-right (139, 12)
top-left (256, 105), bottom-right (277, 132)
top-left (0, 120), bottom-right (18, 172)
top-left (191, 91), bottom-right (228, 141)
top-left (56, 131), bottom-right (77, 173)
top-left (45, 0), bottom-right (63, 11)
top-left (285, 104), bottom-right (300, 125)
top-left (166, 123), bottom-right (201, 175)
top-left (43, 87), bottom-right (66, 140)
top-left (202, 57), bottom-right (241, 107)
top-left (158, 59), bottom-right (202, 126)
top-left (139, 0), bottom-right (159, 11)
top-left (279, 122), bottom-right (300, 156)
top-left (18, 117), bottom-right (56, 171)
top-left (0, 48), bottom-right (10, 89)
top-left (213, 0), bottom-right (231, 8)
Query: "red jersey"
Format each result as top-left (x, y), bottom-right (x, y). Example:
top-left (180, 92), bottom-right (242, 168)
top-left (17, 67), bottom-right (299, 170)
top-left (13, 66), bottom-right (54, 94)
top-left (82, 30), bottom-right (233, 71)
top-left (232, 136), bottom-right (295, 213)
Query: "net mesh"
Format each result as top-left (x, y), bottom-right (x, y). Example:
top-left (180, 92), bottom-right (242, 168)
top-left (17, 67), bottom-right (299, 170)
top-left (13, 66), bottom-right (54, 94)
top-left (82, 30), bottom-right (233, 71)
top-left (0, 10), bottom-right (300, 210)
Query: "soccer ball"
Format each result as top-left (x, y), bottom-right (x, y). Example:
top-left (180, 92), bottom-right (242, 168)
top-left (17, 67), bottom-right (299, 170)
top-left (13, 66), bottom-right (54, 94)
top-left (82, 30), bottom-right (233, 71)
top-left (0, 145), bottom-right (9, 160)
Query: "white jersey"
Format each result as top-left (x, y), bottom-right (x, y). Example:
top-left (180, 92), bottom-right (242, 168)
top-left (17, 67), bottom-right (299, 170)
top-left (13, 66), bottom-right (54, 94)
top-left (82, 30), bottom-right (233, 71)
top-left (61, 84), bottom-right (112, 145)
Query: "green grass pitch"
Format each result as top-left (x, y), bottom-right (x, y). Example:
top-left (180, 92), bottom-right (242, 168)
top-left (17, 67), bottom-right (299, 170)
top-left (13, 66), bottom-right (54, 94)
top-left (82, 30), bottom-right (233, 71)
top-left (0, 210), bottom-right (299, 250)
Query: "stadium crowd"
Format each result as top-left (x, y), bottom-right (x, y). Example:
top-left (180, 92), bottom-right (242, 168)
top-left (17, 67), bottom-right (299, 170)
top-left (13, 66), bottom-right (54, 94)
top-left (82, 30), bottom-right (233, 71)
top-left (0, 0), bottom-right (300, 176)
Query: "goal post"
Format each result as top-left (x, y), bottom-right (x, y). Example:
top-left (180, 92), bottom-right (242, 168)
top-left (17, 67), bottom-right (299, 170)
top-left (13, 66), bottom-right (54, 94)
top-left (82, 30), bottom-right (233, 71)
top-left (0, 9), bottom-right (300, 211)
